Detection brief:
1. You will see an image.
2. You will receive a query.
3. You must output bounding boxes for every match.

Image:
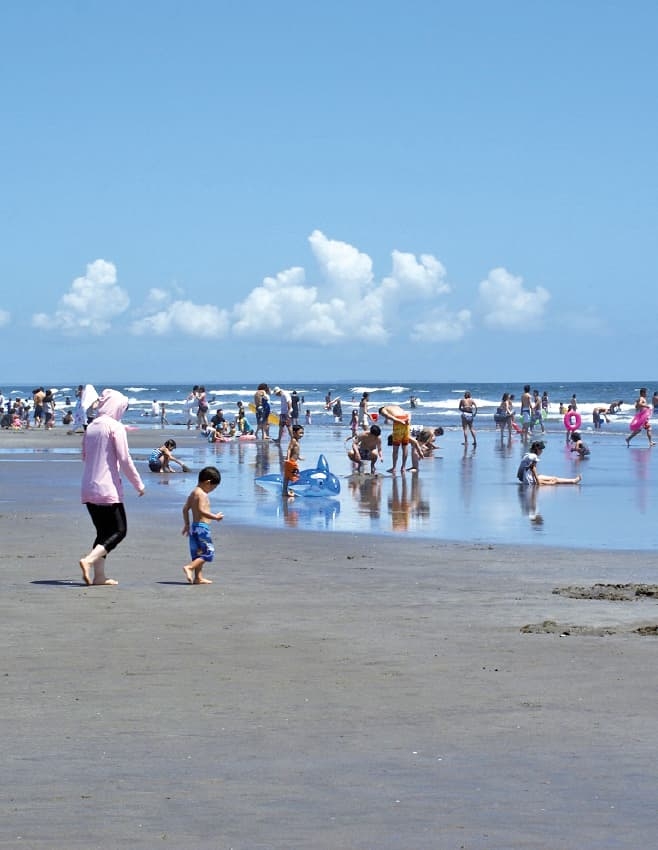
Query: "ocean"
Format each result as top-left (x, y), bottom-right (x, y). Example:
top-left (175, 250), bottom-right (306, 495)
top-left (3, 380), bottom-right (658, 554)
top-left (4, 379), bottom-right (653, 431)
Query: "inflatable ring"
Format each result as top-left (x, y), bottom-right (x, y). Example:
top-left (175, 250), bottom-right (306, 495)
top-left (563, 411), bottom-right (582, 431)
top-left (630, 407), bottom-right (652, 432)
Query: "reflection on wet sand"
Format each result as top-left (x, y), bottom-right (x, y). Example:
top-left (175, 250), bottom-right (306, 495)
top-left (388, 474), bottom-right (430, 532)
top-left (348, 474), bottom-right (383, 521)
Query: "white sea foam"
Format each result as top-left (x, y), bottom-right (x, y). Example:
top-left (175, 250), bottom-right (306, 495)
top-left (351, 385), bottom-right (409, 395)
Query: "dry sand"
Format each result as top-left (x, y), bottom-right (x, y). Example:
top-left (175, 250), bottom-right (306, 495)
top-left (2, 430), bottom-right (658, 848)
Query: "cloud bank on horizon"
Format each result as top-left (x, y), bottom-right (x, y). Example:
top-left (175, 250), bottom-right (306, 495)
top-left (14, 230), bottom-right (552, 346)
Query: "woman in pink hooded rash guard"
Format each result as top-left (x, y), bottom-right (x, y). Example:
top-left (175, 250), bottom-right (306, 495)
top-left (79, 389), bottom-right (145, 586)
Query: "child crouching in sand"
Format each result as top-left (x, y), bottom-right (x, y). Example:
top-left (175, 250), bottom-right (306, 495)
top-left (181, 466), bottom-right (223, 584)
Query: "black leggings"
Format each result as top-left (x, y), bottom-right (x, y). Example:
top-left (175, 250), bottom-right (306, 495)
top-left (85, 503), bottom-right (127, 554)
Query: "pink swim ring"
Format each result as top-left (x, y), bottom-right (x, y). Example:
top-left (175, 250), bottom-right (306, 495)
top-left (563, 411), bottom-right (582, 431)
top-left (630, 407), bottom-right (652, 432)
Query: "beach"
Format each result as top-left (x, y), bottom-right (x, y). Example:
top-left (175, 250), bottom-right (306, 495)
top-left (2, 428), bottom-right (658, 848)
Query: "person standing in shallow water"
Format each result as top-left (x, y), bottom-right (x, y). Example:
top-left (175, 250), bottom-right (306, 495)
top-left (79, 389), bottom-right (145, 586)
top-left (626, 388), bottom-right (655, 447)
top-left (459, 391), bottom-right (477, 447)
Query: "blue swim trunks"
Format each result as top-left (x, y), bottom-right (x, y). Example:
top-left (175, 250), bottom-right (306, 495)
top-left (189, 522), bottom-right (215, 563)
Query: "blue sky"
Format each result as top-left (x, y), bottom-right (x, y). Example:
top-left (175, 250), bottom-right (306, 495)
top-left (1, 0), bottom-right (657, 385)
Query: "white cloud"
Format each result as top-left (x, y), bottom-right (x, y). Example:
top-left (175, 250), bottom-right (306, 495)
top-left (308, 229), bottom-right (374, 302)
top-left (231, 232), bottom-right (463, 345)
top-left (0, 309), bottom-right (10, 327)
top-left (478, 267), bottom-right (550, 330)
top-left (412, 308), bottom-right (472, 342)
top-left (232, 267), bottom-right (308, 336)
top-left (232, 254), bottom-right (388, 344)
top-left (383, 250), bottom-right (449, 297)
top-left (32, 259), bottom-right (129, 334)
top-left (130, 292), bottom-right (229, 338)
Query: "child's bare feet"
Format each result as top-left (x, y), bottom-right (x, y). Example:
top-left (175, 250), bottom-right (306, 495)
top-left (183, 565), bottom-right (195, 584)
top-left (92, 578), bottom-right (119, 586)
top-left (79, 558), bottom-right (92, 586)
top-left (193, 576), bottom-right (213, 584)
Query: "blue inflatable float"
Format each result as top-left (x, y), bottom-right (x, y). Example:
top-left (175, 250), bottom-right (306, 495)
top-left (256, 454), bottom-right (341, 497)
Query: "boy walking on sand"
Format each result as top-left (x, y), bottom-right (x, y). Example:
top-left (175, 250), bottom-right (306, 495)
top-left (181, 466), bottom-right (223, 584)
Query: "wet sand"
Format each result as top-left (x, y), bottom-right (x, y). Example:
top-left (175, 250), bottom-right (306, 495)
top-left (2, 431), bottom-right (658, 848)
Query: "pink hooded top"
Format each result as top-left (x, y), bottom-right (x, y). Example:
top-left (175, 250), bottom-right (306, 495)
top-left (81, 389), bottom-right (144, 504)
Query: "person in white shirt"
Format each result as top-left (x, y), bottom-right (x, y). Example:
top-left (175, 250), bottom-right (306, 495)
top-left (272, 386), bottom-right (293, 443)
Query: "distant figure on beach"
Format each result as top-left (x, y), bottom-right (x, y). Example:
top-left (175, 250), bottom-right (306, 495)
top-left (358, 392), bottom-right (370, 429)
top-left (196, 387), bottom-right (209, 431)
top-left (305, 409), bottom-right (312, 425)
top-left (79, 389), bottom-right (145, 586)
top-left (43, 389), bottom-right (56, 429)
top-left (531, 389), bottom-right (545, 434)
top-left (347, 424), bottom-right (383, 474)
top-left (181, 466), bottom-right (223, 585)
top-left (148, 439), bottom-right (188, 473)
top-left (564, 403), bottom-right (580, 444)
top-left (185, 386), bottom-right (199, 430)
top-left (592, 407), bottom-right (609, 429)
top-left (626, 388), bottom-right (655, 447)
top-left (70, 384), bottom-right (98, 433)
top-left (236, 405), bottom-right (253, 435)
top-left (653, 391), bottom-right (658, 412)
top-left (273, 386), bottom-right (293, 443)
top-left (209, 407), bottom-right (226, 433)
top-left (569, 431), bottom-right (590, 458)
top-left (254, 383), bottom-right (271, 440)
top-left (495, 392), bottom-right (513, 438)
top-left (291, 390), bottom-right (300, 425)
top-left (607, 400), bottom-right (623, 415)
top-left (151, 400), bottom-right (159, 417)
top-left (520, 385), bottom-right (532, 438)
top-left (332, 398), bottom-right (343, 423)
top-left (412, 426), bottom-right (444, 458)
top-left (33, 387), bottom-right (45, 428)
top-left (459, 391), bottom-right (477, 447)
top-left (517, 440), bottom-right (582, 485)
top-left (159, 402), bottom-right (168, 426)
top-left (282, 424), bottom-right (304, 498)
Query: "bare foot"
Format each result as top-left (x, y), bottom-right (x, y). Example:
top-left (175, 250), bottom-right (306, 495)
top-left (575, 475), bottom-right (582, 483)
top-left (193, 576), bottom-right (213, 584)
top-left (79, 558), bottom-right (92, 586)
top-left (92, 578), bottom-right (118, 586)
top-left (183, 565), bottom-right (195, 584)
top-left (387, 467), bottom-right (396, 474)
